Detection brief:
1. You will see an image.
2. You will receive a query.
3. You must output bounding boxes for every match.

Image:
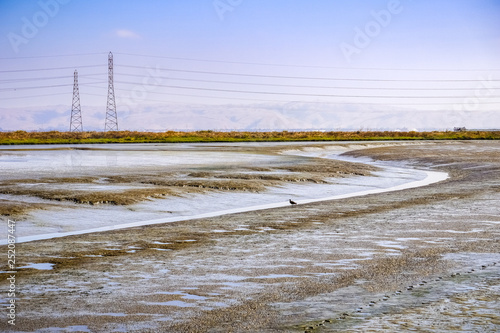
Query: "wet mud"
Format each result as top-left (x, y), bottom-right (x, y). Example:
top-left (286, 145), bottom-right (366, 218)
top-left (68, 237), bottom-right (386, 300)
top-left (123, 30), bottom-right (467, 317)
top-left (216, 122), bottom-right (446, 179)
top-left (0, 141), bottom-right (499, 332)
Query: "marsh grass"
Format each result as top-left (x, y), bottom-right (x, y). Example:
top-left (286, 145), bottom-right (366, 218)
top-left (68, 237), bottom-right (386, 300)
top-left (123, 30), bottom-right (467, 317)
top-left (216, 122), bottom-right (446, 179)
top-left (0, 156), bottom-right (373, 214)
top-left (0, 199), bottom-right (46, 216)
top-left (189, 172), bottom-right (327, 183)
top-left (0, 177), bottom-right (101, 185)
top-left (137, 178), bottom-right (270, 192)
top-left (284, 157), bottom-right (376, 176)
top-left (0, 186), bottom-right (177, 205)
top-left (1, 130), bottom-right (499, 145)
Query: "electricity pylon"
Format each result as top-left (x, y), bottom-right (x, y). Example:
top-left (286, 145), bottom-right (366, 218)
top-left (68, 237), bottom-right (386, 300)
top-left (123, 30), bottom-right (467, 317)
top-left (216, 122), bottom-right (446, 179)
top-left (69, 69), bottom-right (83, 132)
top-left (104, 51), bottom-right (118, 131)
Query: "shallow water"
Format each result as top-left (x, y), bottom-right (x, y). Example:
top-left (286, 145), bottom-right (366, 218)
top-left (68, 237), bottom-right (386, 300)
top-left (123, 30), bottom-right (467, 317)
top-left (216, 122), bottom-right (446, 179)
top-left (0, 142), bottom-right (447, 244)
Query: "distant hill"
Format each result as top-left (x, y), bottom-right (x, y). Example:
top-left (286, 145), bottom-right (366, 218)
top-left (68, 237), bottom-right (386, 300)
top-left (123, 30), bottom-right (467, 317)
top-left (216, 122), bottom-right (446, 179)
top-left (0, 103), bottom-right (498, 132)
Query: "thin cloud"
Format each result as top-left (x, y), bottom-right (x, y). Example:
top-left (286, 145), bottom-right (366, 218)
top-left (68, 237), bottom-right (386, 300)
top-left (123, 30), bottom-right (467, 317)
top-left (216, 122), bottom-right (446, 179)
top-left (115, 29), bottom-right (141, 39)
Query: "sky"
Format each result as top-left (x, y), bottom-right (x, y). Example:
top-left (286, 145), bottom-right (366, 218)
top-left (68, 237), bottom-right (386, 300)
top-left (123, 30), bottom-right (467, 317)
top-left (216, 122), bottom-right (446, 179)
top-left (0, 0), bottom-right (499, 131)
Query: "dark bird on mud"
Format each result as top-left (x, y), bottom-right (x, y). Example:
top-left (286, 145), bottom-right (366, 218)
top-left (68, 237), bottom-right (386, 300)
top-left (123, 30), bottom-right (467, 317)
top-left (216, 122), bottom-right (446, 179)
top-left (289, 199), bottom-right (297, 205)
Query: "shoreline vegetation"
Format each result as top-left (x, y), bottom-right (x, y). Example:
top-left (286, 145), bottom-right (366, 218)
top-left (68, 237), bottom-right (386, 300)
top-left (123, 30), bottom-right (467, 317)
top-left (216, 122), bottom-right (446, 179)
top-left (0, 130), bottom-right (499, 145)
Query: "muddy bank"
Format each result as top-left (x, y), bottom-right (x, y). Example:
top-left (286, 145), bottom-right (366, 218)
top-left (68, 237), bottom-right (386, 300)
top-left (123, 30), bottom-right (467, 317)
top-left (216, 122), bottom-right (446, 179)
top-left (0, 141), bottom-right (499, 332)
top-left (0, 144), bottom-right (375, 211)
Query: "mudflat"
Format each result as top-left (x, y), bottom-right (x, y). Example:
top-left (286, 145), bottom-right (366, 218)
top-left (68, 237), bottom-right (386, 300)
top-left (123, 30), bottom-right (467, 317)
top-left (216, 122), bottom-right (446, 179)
top-left (0, 141), bottom-right (499, 332)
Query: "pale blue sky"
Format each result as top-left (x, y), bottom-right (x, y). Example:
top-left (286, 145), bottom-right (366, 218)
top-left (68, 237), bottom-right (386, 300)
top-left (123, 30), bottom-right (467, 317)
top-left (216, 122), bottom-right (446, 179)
top-left (0, 0), bottom-right (499, 130)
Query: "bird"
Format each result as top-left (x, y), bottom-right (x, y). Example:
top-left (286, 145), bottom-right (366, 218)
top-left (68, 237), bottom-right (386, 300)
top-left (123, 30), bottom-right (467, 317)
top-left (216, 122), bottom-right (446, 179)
top-left (289, 199), bottom-right (297, 205)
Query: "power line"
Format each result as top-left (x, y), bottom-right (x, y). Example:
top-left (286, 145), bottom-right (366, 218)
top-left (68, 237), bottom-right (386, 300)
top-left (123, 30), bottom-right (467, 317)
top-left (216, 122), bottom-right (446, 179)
top-left (1, 51), bottom-right (498, 72)
top-left (2, 80), bottom-right (499, 103)
top-left (101, 85), bottom-right (500, 112)
top-left (112, 79), bottom-right (500, 99)
top-left (2, 70), bottom-right (494, 91)
top-left (2, 86), bottom-right (499, 110)
top-left (1, 63), bottom-right (497, 83)
top-left (0, 92), bottom-right (69, 100)
top-left (118, 64), bottom-right (500, 83)
top-left (0, 65), bottom-right (102, 73)
top-left (115, 52), bottom-right (500, 72)
top-left (113, 92), bottom-right (500, 114)
top-left (116, 90), bottom-right (500, 106)
top-left (0, 52), bottom-right (107, 60)
top-left (0, 73), bottom-right (106, 84)
top-left (1, 53), bottom-right (498, 112)
top-left (0, 75), bottom-right (72, 83)
top-left (2, 80), bottom-right (496, 104)
top-left (4, 74), bottom-right (496, 96)
top-left (0, 83), bottom-right (72, 92)
top-left (106, 86), bottom-right (499, 106)
top-left (0, 81), bottom-right (105, 92)
top-left (114, 72), bottom-right (498, 91)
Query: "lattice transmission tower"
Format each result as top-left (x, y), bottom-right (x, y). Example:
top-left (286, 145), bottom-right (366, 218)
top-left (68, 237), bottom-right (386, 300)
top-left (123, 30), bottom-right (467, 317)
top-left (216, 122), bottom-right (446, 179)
top-left (69, 69), bottom-right (83, 132)
top-left (104, 51), bottom-right (118, 131)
